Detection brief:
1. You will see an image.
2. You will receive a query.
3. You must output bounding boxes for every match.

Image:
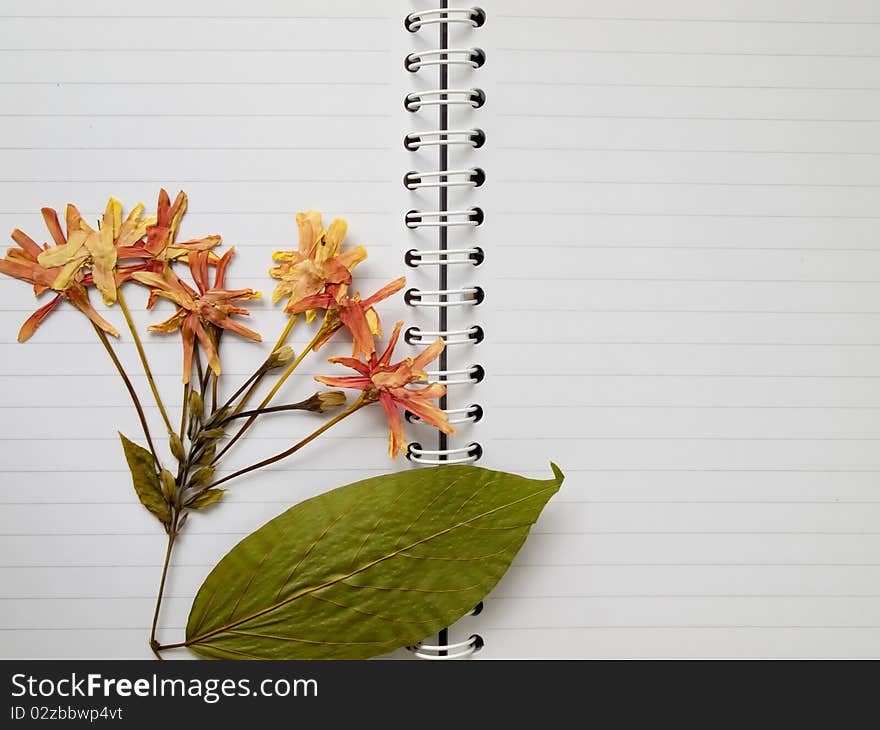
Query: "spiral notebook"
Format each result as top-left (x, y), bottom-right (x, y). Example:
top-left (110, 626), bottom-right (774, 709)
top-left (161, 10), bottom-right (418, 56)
top-left (3, 0), bottom-right (880, 659)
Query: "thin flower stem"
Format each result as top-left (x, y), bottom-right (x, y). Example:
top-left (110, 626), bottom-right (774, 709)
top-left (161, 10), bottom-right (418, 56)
top-left (227, 314), bottom-right (300, 418)
top-left (179, 381), bottom-right (190, 442)
top-left (213, 321), bottom-right (326, 464)
top-left (149, 527), bottom-right (177, 660)
top-left (203, 392), bottom-right (370, 491)
top-left (194, 347), bottom-right (206, 393)
top-left (93, 323), bottom-right (159, 463)
top-left (222, 400), bottom-right (328, 422)
top-left (273, 313), bottom-right (298, 351)
top-left (117, 287), bottom-right (174, 434)
top-left (211, 371), bottom-right (219, 413)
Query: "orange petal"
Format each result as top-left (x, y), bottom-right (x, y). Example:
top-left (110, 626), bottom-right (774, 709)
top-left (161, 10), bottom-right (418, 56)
top-left (17, 294), bottom-right (62, 342)
top-left (379, 391), bottom-right (407, 459)
top-left (377, 321), bottom-right (403, 366)
top-left (40, 208), bottom-right (67, 246)
top-left (412, 337), bottom-right (445, 370)
top-left (65, 286), bottom-right (119, 338)
top-left (314, 374), bottom-right (372, 390)
top-left (296, 210), bottom-right (323, 256)
top-left (362, 276), bottom-right (406, 308)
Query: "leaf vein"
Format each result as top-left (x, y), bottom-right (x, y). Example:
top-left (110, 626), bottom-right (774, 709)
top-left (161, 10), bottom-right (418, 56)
top-left (186, 483), bottom-right (559, 647)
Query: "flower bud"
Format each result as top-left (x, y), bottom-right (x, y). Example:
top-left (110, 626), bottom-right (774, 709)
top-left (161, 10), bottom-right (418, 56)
top-left (169, 433), bottom-right (185, 462)
top-left (301, 390), bottom-right (347, 413)
top-left (188, 390), bottom-right (204, 419)
top-left (267, 345), bottom-right (295, 369)
top-left (159, 469), bottom-right (177, 502)
top-left (188, 465), bottom-right (215, 489)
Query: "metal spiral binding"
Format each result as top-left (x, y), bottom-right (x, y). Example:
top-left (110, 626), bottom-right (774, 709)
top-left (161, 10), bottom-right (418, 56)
top-left (404, 167), bottom-right (485, 190)
top-left (405, 246), bottom-right (484, 267)
top-left (405, 207), bottom-right (483, 228)
top-left (405, 48), bottom-right (486, 72)
top-left (406, 404), bottom-right (484, 425)
top-left (405, 325), bottom-right (484, 346)
top-left (405, 87), bottom-right (486, 111)
top-left (404, 3), bottom-right (486, 660)
top-left (404, 128), bottom-right (485, 150)
top-left (426, 364), bottom-right (486, 385)
top-left (404, 6), bottom-right (486, 32)
top-left (405, 286), bottom-right (485, 307)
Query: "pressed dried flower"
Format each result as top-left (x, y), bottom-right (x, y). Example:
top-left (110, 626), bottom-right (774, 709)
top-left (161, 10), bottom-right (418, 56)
top-left (133, 249), bottom-right (262, 383)
top-left (290, 276), bottom-right (407, 358)
top-left (36, 198), bottom-right (157, 305)
top-left (316, 320), bottom-right (453, 458)
top-left (269, 210), bottom-right (367, 319)
top-left (135, 189), bottom-right (221, 264)
top-left (0, 227), bottom-right (119, 342)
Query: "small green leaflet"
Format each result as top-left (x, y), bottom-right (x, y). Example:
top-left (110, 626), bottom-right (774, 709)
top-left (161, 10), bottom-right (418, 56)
top-left (119, 432), bottom-right (170, 526)
top-left (185, 463), bottom-right (563, 659)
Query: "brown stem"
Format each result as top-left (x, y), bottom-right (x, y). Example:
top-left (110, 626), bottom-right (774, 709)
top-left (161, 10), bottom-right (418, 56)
top-left (222, 397), bottom-right (334, 422)
top-left (117, 286), bottom-right (173, 434)
top-left (93, 323), bottom-right (159, 463)
top-left (226, 314), bottom-right (301, 418)
top-left (203, 392), bottom-right (371, 491)
top-left (212, 321), bottom-right (328, 465)
top-left (149, 527), bottom-right (177, 660)
top-left (179, 381), bottom-right (190, 443)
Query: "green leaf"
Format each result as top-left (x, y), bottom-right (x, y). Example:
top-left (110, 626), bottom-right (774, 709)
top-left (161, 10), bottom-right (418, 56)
top-left (119, 432), bottom-right (170, 526)
top-left (185, 463), bottom-right (563, 660)
top-left (187, 488), bottom-right (225, 510)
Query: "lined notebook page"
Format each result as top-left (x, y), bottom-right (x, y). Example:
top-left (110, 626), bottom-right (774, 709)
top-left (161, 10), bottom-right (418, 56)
top-left (470, 0), bottom-right (880, 657)
top-left (0, 0), bottom-right (423, 658)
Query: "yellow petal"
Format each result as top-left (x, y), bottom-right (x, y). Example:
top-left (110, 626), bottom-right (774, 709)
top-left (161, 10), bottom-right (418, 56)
top-left (50, 253), bottom-right (88, 291)
top-left (104, 198), bottom-right (123, 238)
top-left (296, 210), bottom-right (323, 255)
top-left (315, 218), bottom-right (347, 264)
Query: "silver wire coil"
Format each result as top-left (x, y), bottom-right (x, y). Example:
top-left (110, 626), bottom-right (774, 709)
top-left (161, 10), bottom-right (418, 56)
top-left (405, 6), bottom-right (486, 32)
top-left (405, 207), bottom-right (483, 228)
top-left (408, 635), bottom-right (485, 659)
top-left (405, 87), bottom-right (486, 112)
top-left (405, 47), bottom-right (486, 72)
top-left (407, 442), bottom-right (483, 464)
top-left (405, 246), bottom-right (484, 267)
top-left (407, 404), bottom-right (483, 425)
top-left (404, 128), bottom-right (485, 150)
top-left (426, 365), bottom-right (486, 385)
top-left (405, 3), bottom-right (486, 660)
top-left (405, 286), bottom-right (485, 308)
top-left (405, 325), bottom-right (484, 347)
top-left (404, 167), bottom-right (485, 190)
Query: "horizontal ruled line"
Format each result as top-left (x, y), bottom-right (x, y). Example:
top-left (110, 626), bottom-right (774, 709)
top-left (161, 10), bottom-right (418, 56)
top-left (500, 113), bottom-right (880, 122)
top-left (0, 48), bottom-right (392, 53)
top-left (495, 15), bottom-right (880, 26)
top-left (4, 530), bottom-right (880, 537)
top-left (497, 146), bottom-right (880, 155)
top-left (5, 594), bottom-right (880, 601)
top-left (0, 113), bottom-right (392, 118)
top-left (500, 48), bottom-right (880, 58)
top-left (497, 82), bottom-right (880, 91)
top-left (497, 179), bottom-right (880, 189)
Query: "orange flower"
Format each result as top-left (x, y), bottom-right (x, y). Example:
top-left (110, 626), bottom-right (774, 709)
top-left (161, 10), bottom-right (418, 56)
top-left (0, 225), bottom-right (120, 342)
top-left (315, 320), bottom-right (454, 459)
top-left (289, 277), bottom-right (407, 358)
top-left (269, 210), bottom-right (366, 318)
top-left (133, 249), bottom-right (262, 382)
top-left (35, 198), bottom-right (156, 305)
top-left (129, 189), bottom-right (221, 264)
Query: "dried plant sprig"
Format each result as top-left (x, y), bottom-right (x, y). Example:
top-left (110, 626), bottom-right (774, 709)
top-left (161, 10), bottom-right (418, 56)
top-left (0, 196), bottom-right (458, 659)
top-left (133, 249), bottom-right (262, 383)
